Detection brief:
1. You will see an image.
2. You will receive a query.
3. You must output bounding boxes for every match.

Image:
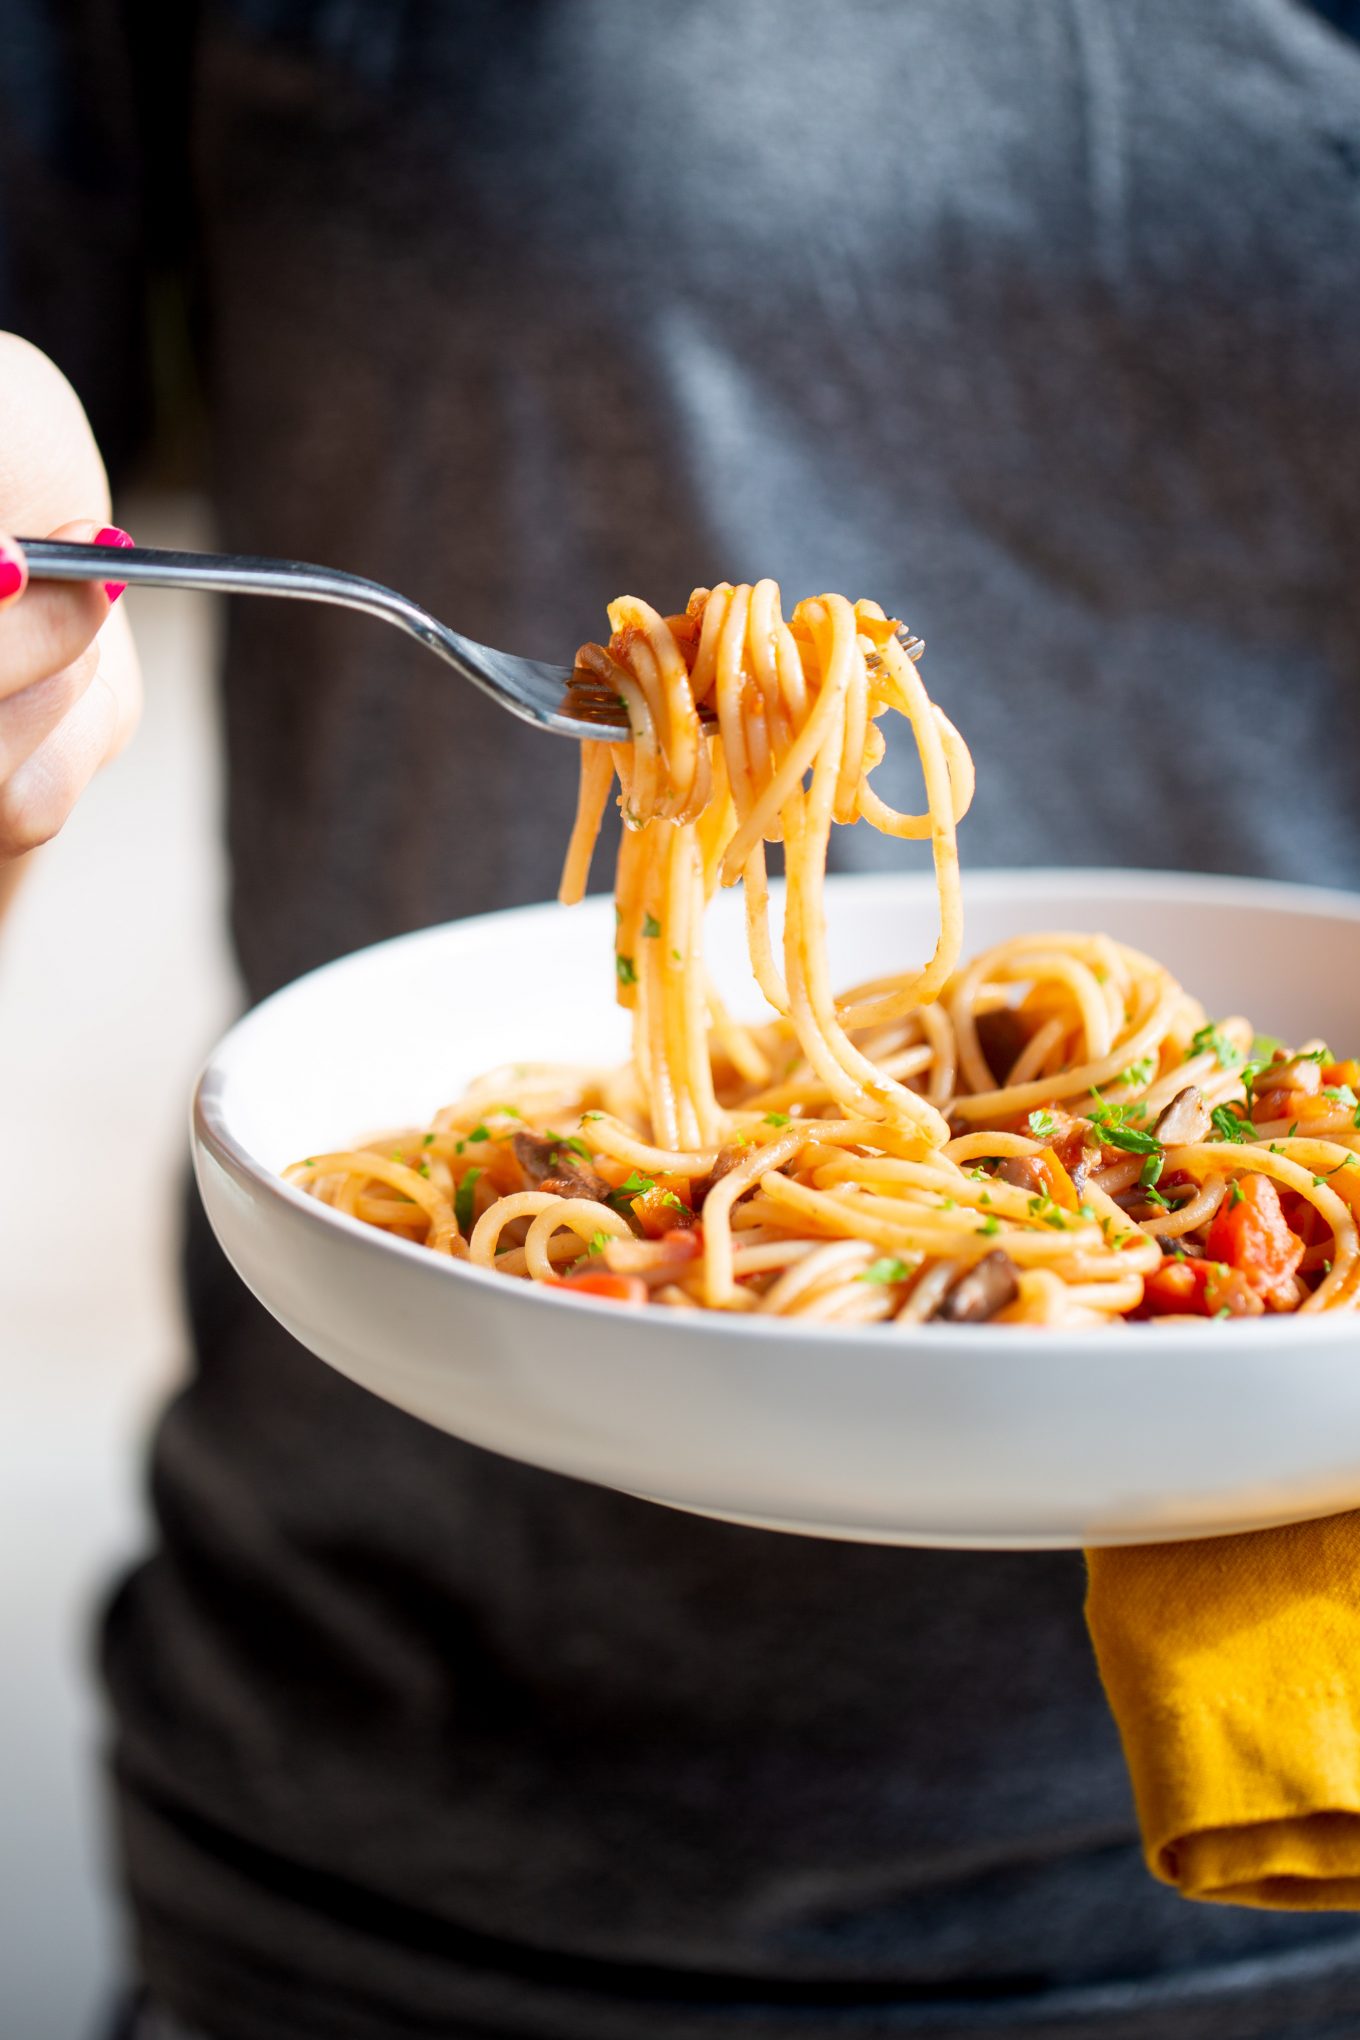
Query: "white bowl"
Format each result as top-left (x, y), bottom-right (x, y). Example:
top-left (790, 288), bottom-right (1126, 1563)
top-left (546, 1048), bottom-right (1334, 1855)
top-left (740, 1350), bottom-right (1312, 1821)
top-left (192, 871), bottom-right (1360, 1549)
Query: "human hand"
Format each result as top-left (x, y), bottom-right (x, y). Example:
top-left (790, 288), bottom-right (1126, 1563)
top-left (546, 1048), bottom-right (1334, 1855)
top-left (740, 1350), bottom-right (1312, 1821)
top-left (0, 333), bottom-right (142, 863)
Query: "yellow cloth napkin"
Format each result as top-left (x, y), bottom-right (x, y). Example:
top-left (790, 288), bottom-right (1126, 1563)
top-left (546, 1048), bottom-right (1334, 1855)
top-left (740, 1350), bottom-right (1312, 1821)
top-left (1086, 1512), bottom-right (1360, 1908)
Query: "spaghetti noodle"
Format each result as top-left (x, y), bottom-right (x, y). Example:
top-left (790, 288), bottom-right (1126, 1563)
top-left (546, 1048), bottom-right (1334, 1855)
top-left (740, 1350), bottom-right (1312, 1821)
top-left (288, 584), bottom-right (1360, 1327)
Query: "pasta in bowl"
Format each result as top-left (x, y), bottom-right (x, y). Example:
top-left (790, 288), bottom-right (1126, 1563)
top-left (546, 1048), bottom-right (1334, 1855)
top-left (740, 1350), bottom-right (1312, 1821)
top-left (193, 870), bottom-right (1360, 1547)
top-left (192, 581), bottom-right (1360, 1543)
top-left (285, 586), bottom-right (1358, 1329)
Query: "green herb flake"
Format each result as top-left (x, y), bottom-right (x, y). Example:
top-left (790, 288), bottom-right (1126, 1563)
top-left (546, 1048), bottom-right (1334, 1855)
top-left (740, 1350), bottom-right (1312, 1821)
top-left (1139, 1152), bottom-right (1164, 1189)
top-left (618, 1170), bottom-right (657, 1197)
top-left (454, 1167), bottom-right (482, 1235)
top-left (1210, 1105), bottom-right (1258, 1144)
top-left (1190, 1023), bottom-right (1244, 1072)
top-left (547, 1131), bottom-right (593, 1160)
top-left (763, 1111), bottom-right (791, 1126)
top-left (589, 1231), bottom-right (612, 1256)
top-left (1097, 1121), bottom-right (1162, 1156)
top-left (581, 1111), bottom-right (604, 1121)
top-left (1117, 1056), bottom-right (1155, 1088)
top-left (616, 953), bottom-right (638, 987)
top-left (642, 912), bottom-right (661, 939)
top-left (859, 1256), bottom-right (914, 1285)
top-left (1027, 1109), bottom-right (1059, 1140)
top-left (422, 1132), bottom-right (436, 1148)
top-left (1213, 1306), bottom-right (1233, 1321)
top-left (1229, 1179), bottom-right (1245, 1206)
top-left (977, 1215), bottom-right (1001, 1236)
top-left (468, 1125), bottom-right (491, 1144)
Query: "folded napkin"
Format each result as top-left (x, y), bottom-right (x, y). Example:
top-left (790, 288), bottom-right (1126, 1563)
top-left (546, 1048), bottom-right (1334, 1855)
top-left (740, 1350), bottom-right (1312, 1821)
top-left (1086, 1513), bottom-right (1360, 1908)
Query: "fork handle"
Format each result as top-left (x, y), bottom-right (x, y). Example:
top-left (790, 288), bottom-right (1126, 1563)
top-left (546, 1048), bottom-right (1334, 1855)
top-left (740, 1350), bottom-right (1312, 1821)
top-left (18, 538), bottom-right (416, 616)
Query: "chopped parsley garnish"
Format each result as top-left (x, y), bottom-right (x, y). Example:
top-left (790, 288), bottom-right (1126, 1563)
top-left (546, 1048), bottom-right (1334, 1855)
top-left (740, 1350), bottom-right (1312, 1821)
top-left (1210, 1104), bottom-right (1258, 1144)
top-left (617, 1170), bottom-right (656, 1198)
top-left (1299, 1046), bottom-right (1331, 1064)
top-left (859, 1256), bottom-right (914, 1284)
top-left (1213, 1306), bottom-right (1233, 1321)
top-left (1324, 1084), bottom-right (1359, 1109)
top-left (1250, 1034), bottom-right (1283, 1063)
top-left (763, 1111), bottom-right (791, 1126)
top-left (977, 1215), bottom-right (1001, 1236)
top-left (1096, 1121), bottom-right (1162, 1156)
top-left (467, 1124), bottom-right (491, 1144)
top-left (1027, 1109), bottom-right (1059, 1140)
top-left (642, 912), bottom-right (661, 938)
top-left (1229, 1179), bottom-right (1244, 1206)
top-left (422, 1132), bottom-right (436, 1148)
top-left (546, 1131), bottom-right (593, 1160)
top-left (581, 1111), bottom-right (604, 1121)
top-left (588, 1230), bottom-right (612, 1256)
top-left (1139, 1152), bottom-right (1164, 1189)
top-left (1117, 1056), bottom-right (1155, 1088)
top-left (454, 1168), bottom-right (482, 1234)
top-left (1088, 1091), bottom-right (1148, 1131)
top-left (616, 953), bottom-right (637, 987)
top-left (1190, 1023), bottom-right (1243, 1072)
top-left (1143, 1183), bottom-right (1170, 1210)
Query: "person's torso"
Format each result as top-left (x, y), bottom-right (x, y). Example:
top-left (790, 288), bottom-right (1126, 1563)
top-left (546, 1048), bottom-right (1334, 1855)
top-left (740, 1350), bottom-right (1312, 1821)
top-left (105, 4), bottom-right (1360, 2035)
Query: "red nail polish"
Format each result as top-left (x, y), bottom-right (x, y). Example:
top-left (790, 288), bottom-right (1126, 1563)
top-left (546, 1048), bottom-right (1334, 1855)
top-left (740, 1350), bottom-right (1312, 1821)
top-left (96, 525), bottom-right (134, 603)
top-left (0, 552), bottom-right (23, 602)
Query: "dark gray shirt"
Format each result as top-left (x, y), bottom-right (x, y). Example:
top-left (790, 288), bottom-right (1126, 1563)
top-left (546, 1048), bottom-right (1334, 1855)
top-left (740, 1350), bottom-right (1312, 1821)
top-left (7, 3), bottom-right (1360, 2036)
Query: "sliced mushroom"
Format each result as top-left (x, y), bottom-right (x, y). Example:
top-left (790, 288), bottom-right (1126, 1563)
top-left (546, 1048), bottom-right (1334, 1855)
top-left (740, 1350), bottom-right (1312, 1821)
top-left (1152, 1085), bottom-right (1210, 1146)
top-left (932, 1250), bottom-right (1020, 1324)
top-left (691, 1144), bottom-right (744, 1210)
top-left (996, 1156), bottom-right (1048, 1194)
top-left (974, 1007), bottom-right (1031, 1087)
top-left (1259, 1055), bottom-right (1323, 1098)
top-left (511, 1130), bottom-right (613, 1204)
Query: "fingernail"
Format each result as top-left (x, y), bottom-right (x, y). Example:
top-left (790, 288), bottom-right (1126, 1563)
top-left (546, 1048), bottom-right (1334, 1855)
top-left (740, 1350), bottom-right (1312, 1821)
top-left (96, 525), bottom-right (134, 603)
top-left (0, 537), bottom-right (25, 604)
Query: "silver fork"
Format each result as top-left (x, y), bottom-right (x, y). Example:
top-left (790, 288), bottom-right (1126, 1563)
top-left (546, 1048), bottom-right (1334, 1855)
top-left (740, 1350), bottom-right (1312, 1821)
top-left (18, 537), bottom-right (631, 742)
top-left (19, 538), bottom-right (924, 741)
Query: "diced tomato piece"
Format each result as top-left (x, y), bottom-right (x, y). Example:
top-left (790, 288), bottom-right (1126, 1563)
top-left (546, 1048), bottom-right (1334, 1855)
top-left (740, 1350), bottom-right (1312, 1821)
top-left (1140, 1259), bottom-right (1204, 1314)
top-left (631, 1184), bottom-right (697, 1238)
top-left (1037, 1146), bottom-right (1080, 1210)
top-left (1139, 1256), bottom-right (1264, 1319)
top-left (542, 1270), bottom-right (649, 1304)
top-left (1203, 1174), bottom-right (1305, 1309)
top-left (1280, 1094), bottom-right (1340, 1123)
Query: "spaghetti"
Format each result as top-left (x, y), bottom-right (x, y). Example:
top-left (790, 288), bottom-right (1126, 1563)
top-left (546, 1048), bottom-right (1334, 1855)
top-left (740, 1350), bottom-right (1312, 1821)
top-left (288, 584), bottom-right (1360, 1327)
